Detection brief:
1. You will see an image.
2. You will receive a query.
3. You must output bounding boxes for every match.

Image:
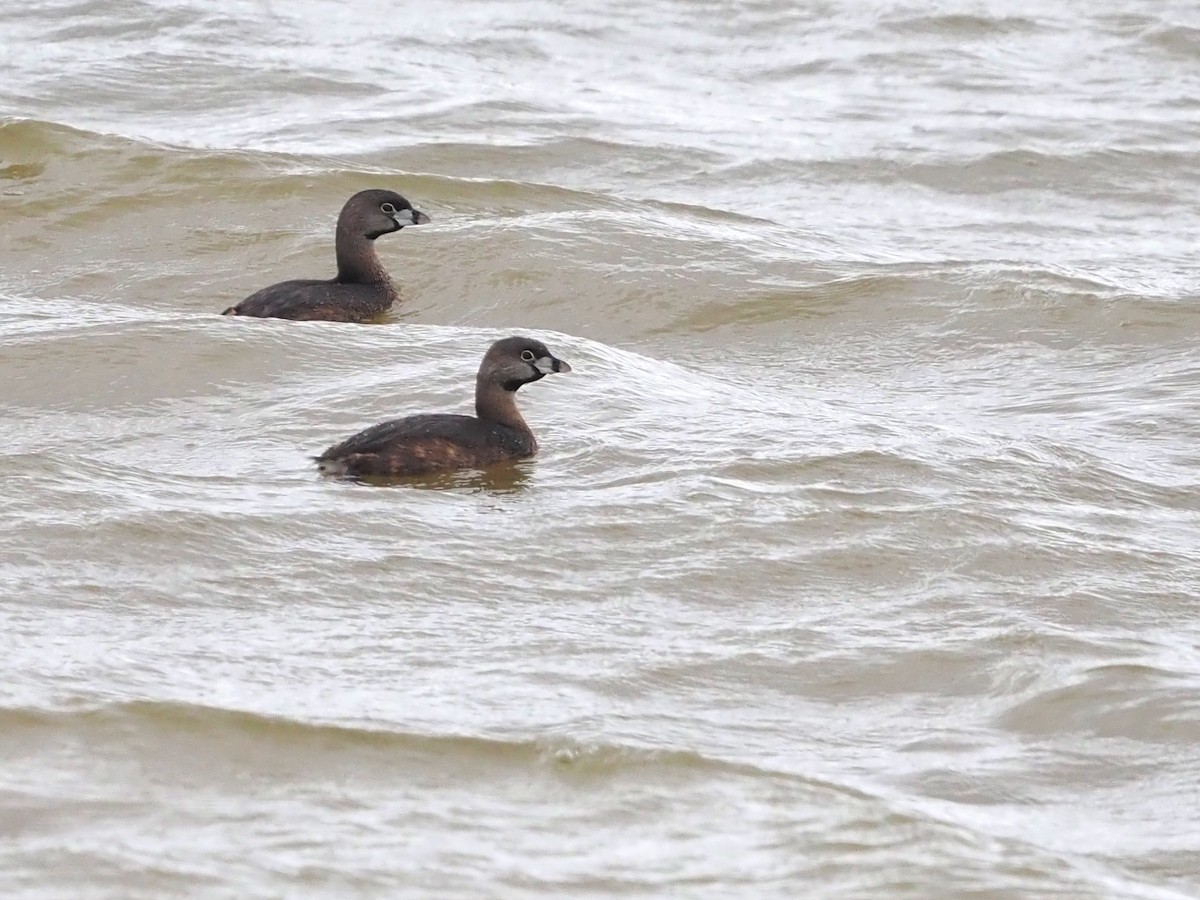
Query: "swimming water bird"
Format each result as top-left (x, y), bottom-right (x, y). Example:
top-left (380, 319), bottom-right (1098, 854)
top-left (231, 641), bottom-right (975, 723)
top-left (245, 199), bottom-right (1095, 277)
top-left (315, 336), bottom-right (572, 479)
top-left (221, 189), bottom-right (429, 322)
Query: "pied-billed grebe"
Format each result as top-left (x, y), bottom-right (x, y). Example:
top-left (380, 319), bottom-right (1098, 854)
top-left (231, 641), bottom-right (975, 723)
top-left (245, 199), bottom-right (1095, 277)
top-left (221, 189), bottom-right (429, 322)
top-left (315, 336), bottom-right (572, 478)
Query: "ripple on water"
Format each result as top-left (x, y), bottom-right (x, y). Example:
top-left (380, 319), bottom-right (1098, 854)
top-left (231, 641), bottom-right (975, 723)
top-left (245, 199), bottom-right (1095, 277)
top-left (4, 0), bottom-right (1200, 897)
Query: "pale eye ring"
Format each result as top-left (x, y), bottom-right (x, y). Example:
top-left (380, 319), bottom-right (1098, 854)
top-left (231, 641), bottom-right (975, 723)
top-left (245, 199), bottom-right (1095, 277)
top-left (520, 350), bottom-right (535, 362)
top-left (381, 202), bottom-right (397, 215)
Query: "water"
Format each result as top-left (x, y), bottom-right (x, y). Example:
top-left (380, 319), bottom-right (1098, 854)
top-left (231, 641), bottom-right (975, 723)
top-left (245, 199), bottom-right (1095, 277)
top-left (2, 1), bottom-right (1200, 897)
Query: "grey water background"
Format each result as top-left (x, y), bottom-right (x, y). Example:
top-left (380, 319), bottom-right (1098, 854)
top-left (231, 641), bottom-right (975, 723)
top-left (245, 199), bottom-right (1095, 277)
top-left (2, 1), bottom-right (1200, 897)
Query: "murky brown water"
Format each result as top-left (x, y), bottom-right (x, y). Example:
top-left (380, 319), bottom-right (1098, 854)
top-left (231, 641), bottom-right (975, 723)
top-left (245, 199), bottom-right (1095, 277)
top-left (3, 1), bottom-right (1200, 897)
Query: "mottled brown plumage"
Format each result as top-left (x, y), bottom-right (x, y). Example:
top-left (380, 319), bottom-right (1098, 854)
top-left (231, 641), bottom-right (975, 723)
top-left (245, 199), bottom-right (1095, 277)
top-left (315, 337), bottom-right (572, 479)
top-left (221, 188), bottom-right (429, 322)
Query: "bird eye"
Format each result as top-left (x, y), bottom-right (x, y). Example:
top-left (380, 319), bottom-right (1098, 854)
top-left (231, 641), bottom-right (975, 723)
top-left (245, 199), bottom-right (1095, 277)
top-left (381, 202), bottom-right (397, 215)
top-left (521, 350), bottom-right (535, 362)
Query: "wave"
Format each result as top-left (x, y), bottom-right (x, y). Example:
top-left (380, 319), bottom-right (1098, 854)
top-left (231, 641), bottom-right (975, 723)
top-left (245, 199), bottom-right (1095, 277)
top-left (878, 13), bottom-right (1040, 38)
top-left (1142, 24), bottom-right (1200, 59)
top-left (0, 698), bottom-right (821, 785)
top-left (0, 116), bottom-right (754, 241)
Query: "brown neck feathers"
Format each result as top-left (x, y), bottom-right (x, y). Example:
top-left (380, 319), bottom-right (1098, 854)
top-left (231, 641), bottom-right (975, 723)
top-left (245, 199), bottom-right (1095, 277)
top-left (475, 376), bottom-right (533, 442)
top-left (334, 220), bottom-right (390, 284)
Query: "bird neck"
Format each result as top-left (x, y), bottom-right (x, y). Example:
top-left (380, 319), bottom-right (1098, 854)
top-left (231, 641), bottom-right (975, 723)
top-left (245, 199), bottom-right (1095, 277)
top-left (334, 222), bottom-right (390, 284)
top-left (475, 377), bottom-right (534, 444)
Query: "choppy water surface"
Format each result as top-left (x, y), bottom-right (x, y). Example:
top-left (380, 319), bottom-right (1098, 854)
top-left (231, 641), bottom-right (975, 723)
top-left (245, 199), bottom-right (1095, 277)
top-left (2, 1), bottom-right (1200, 897)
